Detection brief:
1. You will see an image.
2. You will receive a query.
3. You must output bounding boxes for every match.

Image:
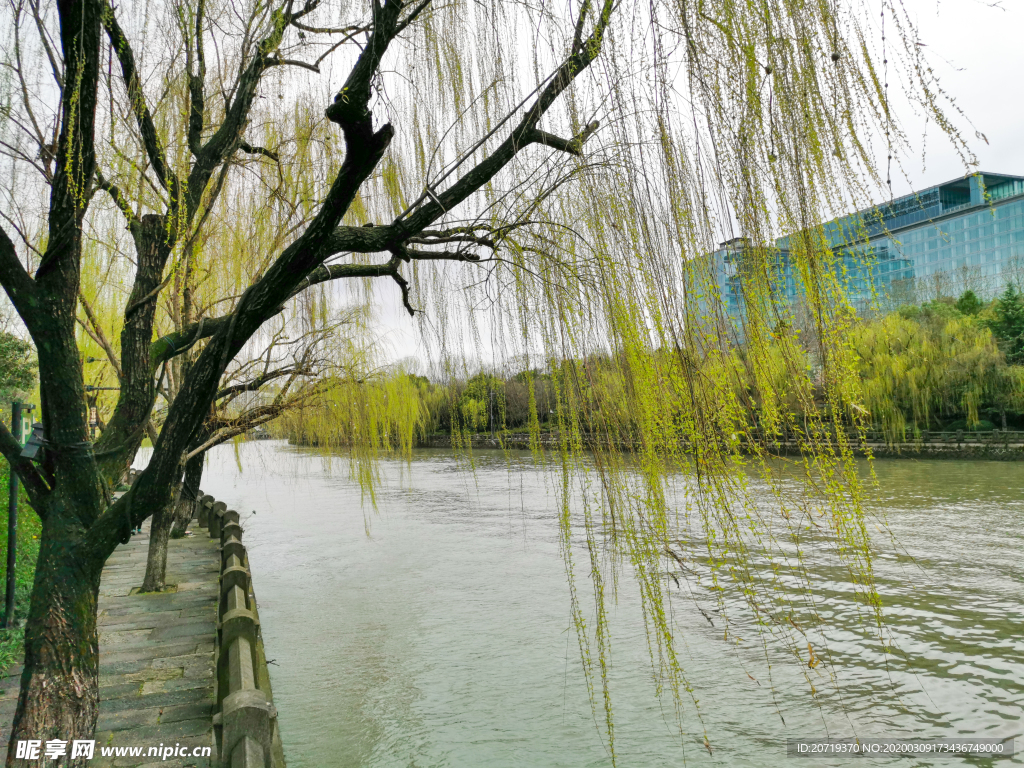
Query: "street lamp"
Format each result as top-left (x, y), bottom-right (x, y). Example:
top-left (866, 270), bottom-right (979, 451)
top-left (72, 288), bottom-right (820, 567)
top-left (6, 402), bottom-right (35, 628)
top-left (20, 421), bottom-right (45, 461)
top-left (82, 385), bottom-right (119, 439)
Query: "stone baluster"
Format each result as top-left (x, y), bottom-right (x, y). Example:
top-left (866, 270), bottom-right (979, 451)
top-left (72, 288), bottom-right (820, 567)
top-left (215, 526), bottom-right (276, 767)
top-left (210, 501), bottom-right (227, 539)
top-left (198, 495), bottom-right (214, 528)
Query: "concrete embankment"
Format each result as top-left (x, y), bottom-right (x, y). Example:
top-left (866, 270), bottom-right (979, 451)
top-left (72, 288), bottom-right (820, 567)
top-left (0, 476), bottom-right (284, 768)
top-left (413, 430), bottom-right (1024, 459)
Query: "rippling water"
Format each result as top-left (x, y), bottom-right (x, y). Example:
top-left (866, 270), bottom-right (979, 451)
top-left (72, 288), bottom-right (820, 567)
top-left (192, 442), bottom-right (1023, 767)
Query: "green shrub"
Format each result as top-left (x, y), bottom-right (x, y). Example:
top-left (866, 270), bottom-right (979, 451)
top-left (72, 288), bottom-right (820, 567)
top-left (0, 462), bottom-right (41, 677)
top-left (944, 418), bottom-right (996, 432)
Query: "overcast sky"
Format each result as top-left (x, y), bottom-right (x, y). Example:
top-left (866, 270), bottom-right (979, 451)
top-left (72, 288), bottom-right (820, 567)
top-left (890, 0), bottom-right (1024, 192)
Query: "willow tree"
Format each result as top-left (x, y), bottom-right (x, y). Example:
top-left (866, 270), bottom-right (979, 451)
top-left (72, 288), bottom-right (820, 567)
top-left (0, 0), bottom-right (967, 760)
top-left (854, 303), bottom-right (1024, 437)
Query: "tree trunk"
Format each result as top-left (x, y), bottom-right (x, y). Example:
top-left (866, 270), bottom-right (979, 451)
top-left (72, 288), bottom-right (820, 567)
top-left (7, 533), bottom-right (103, 767)
top-left (140, 480), bottom-right (179, 594)
top-left (171, 452), bottom-right (204, 536)
top-left (142, 447), bottom-right (206, 592)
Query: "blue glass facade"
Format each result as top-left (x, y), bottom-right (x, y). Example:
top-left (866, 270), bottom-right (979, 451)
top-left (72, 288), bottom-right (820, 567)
top-left (713, 172), bottom-right (1024, 317)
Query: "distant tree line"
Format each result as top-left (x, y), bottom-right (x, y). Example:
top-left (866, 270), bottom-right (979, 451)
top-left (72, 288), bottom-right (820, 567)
top-left (285, 285), bottom-right (1024, 449)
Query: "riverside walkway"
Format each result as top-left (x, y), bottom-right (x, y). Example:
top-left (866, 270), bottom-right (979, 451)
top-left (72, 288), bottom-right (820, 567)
top-left (0, 518), bottom-right (219, 767)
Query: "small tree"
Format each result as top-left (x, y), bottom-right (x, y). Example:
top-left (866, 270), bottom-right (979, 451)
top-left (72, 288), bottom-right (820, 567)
top-left (988, 283), bottom-right (1024, 364)
top-left (955, 289), bottom-right (983, 317)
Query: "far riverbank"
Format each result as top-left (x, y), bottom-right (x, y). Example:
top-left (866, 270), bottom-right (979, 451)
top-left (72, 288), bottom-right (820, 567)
top-left (294, 429), bottom-right (1024, 460)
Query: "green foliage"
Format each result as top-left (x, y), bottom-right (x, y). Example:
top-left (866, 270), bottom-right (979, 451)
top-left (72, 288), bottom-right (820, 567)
top-left (899, 297), bottom-right (962, 324)
top-left (852, 306), bottom-right (1017, 438)
top-left (0, 462), bottom-right (42, 678)
top-left (0, 332), bottom-right (36, 403)
top-left (955, 290), bottom-right (983, 316)
top-left (987, 283), bottom-right (1024, 365)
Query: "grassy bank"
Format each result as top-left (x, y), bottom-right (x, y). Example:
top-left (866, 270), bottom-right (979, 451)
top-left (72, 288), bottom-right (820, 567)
top-left (0, 462), bottom-right (40, 677)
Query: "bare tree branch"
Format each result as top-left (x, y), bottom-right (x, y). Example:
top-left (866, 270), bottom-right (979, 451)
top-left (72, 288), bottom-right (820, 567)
top-left (238, 141), bottom-right (280, 162)
top-left (186, 0), bottom-right (207, 156)
top-left (0, 221), bottom-right (38, 329)
top-left (528, 122), bottom-right (600, 157)
top-left (100, 0), bottom-right (178, 195)
top-left (395, 1), bottom-right (613, 235)
top-left (266, 56), bottom-right (320, 73)
top-left (93, 169), bottom-right (140, 227)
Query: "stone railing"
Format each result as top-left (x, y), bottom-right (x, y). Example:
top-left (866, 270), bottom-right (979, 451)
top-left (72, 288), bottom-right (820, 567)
top-left (763, 427), bottom-right (1024, 453)
top-left (194, 493), bottom-right (286, 768)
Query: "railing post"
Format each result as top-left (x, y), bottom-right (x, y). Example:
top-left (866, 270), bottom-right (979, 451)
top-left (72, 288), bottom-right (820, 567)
top-left (198, 495), bottom-right (213, 528)
top-left (210, 501), bottom-right (226, 539)
top-left (218, 601), bottom-right (274, 768)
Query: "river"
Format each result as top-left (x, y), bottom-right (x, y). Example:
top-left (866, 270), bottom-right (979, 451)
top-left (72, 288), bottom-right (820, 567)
top-left (192, 441), bottom-right (1022, 767)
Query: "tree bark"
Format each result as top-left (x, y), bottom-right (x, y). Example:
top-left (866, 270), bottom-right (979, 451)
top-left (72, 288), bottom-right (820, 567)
top-left (142, 442), bottom-right (206, 592)
top-left (7, 530), bottom-right (103, 767)
top-left (140, 477), bottom-right (180, 593)
top-left (172, 452), bottom-right (204, 536)
top-left (94, 215), bottom-right (173, 485)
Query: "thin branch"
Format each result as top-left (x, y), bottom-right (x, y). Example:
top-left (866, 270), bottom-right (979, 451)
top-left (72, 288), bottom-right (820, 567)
top-left (124, 269), bottom-right (174, 319)
top-left (93, 169), bottom-right (140, 227)
top-left (395, 0), bottom-right (432, 35)
top-left (215, 365), bottom-right (305, 401)
top-left (11, 7), bottom-right (50, 159)
top-left (266, 56), bottom-right (320, 73)
top-left (390, 269), bottom-right (415, 316)
top-left (312, 31), bottom-right (365, 67)
top-left (291, 21), bottom-right (366, 35)
top-left (78, 292), bottom-right (124, 381)
top-left (395, 0), bottom-right (614, 234)
top-left (238, 141), bottom-right (280, 162)
top-left (29, 0), bottom-right (64, 91)
top-left (528, 122), bottom-right (600, 157)
top-left (291, 0), bottom-right (323, 22)
top-left (100, 0), bottom-right (178, 195)
top-left (403, 248), bottom-right (481, 262)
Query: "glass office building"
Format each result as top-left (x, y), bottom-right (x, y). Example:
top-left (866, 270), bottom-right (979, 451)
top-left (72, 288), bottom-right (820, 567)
top-left (712, 171), bottom-right (1024, 318)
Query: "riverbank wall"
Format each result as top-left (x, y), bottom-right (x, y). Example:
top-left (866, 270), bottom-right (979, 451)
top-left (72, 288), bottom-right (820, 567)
top-left (411, 430), bottom-right (1024, 460)
top-left (195, 491), bottom-right (286, 768)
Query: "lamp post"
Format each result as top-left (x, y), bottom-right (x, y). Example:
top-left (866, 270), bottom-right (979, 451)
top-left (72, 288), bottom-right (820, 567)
top-left (5, 401), bottom-right (33, 629)
top-left (83, 384), bottom-right (119, 441)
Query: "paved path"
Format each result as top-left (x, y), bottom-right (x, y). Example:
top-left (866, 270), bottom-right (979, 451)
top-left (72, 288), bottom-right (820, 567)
top-left (0, 519), bottom-right (220, 767)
